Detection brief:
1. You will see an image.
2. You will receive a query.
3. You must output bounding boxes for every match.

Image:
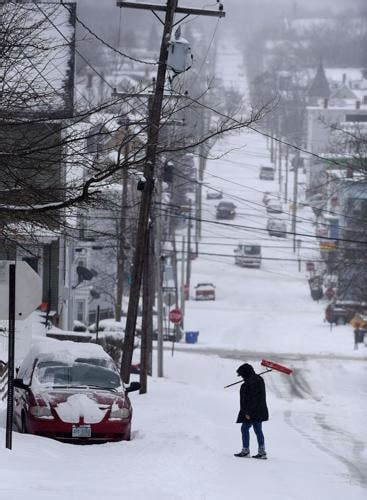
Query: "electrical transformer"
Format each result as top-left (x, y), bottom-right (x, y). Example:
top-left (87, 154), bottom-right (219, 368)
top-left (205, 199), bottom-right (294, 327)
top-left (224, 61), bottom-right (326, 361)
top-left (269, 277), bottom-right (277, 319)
top-left (167, 36), bottom-right (192, 74)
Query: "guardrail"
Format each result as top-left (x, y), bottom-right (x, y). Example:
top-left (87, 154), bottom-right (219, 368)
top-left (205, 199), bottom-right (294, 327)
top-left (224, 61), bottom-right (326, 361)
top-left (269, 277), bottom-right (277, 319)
top-left (0, 363), bottom-right (8, 401)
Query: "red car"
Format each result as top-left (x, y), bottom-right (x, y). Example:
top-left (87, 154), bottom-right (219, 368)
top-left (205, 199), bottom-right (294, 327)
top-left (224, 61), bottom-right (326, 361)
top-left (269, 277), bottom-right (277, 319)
top-left (13, 340), bottom-right (140, 443)
top-left (195, 283), bottom-right (216, 301)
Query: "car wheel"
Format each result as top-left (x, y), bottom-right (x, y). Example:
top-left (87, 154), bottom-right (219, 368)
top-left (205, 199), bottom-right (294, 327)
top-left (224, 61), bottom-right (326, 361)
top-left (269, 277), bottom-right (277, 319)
top-left (21, 413), bottom-right (28, 434)
top-left (336, 317), bottom-right (346, 326)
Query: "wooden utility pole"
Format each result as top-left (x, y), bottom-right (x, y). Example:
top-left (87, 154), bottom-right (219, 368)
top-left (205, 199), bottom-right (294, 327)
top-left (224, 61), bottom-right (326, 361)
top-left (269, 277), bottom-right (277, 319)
top-left (284, 145), bottom-right (289, 203)
top-left (278, 139), bottom-right (282, 194)
top-left (115, 122), bottom-right (130, 321)
top-left (292, 150), bottom-right (300, 253)
top-left (117, 0), bottom-right (225, 383)
top-left (140, 226), bottom-right (153, 392)
top-left (186, 198), bottom-right (192, 290)
top-left (180, 236), bottom-right (186, 327)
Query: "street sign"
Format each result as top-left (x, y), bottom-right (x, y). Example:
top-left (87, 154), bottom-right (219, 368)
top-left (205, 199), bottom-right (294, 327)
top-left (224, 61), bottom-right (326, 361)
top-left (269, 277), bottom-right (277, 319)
top-left (169, 308), bottom-right (182, 324)
top-left (0, 261), bottom-right (42, 320)
top-left (163, 291), bottom-right (175, 306)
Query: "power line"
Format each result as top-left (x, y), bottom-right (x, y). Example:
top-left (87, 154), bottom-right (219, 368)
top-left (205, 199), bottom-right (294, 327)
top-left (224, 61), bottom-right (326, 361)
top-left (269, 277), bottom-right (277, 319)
top-left (61, 1), bottom-right (158, 67)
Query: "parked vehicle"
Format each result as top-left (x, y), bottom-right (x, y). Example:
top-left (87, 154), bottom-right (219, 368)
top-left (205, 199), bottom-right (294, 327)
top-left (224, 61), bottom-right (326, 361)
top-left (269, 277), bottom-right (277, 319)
top-left (325, 301), bottom-right (367, 325)
top-left (234, 243), bottom-right (261, 268)
top-left (266, 200), bottom-right (282, 214)
top-left (13, 340), bottom-right (140, 443)
top-left (215, 201), bottom-right (236, 219)
top-left (152, 325), bottom-right (183, 342)
top-left (206, 190), bottom-right (223, 200)
top-left (259, 166), bottom-right (275, 180)
top-left (195, 283), bottom-right (216, 300)
top-left (267, 218), bottom-right (287, 237)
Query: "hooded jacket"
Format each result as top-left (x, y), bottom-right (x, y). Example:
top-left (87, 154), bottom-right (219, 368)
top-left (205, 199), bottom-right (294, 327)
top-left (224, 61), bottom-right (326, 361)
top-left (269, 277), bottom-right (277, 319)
top-left (236, 363), bottom-right (269, 423)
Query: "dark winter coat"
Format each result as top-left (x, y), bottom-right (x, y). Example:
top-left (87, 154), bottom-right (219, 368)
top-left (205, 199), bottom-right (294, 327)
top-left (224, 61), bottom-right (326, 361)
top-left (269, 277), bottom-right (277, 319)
top-left (236, 365), bottom-right (269, 423)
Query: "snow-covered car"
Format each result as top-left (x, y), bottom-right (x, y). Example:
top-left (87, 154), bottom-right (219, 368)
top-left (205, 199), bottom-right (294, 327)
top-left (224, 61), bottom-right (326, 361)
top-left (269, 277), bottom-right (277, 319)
top-left (259, 166), bottom-right (275, 180)
top-left (266, 200), bottom-right (283, 214)
top-left (13, 340), bottom-right (140, 443)
top-left (267, 218), bottom-right (287, 237)
top-left (206, 190), bottom-right (223, 200)
top-left (195, 283), bottom-right (216, 300)
top-left (215, 201), bottom-right (236, 219)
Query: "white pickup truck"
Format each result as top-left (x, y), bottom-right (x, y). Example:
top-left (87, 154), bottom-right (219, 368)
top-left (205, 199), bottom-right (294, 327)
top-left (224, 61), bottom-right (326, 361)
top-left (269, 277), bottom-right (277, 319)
top-left (234, 243), bottom-right (262, 268)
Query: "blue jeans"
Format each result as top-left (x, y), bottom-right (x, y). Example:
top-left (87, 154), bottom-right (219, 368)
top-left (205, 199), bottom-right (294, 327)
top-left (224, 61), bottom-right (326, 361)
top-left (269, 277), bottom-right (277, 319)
top-left (241, 420), bottom-right (265, 450)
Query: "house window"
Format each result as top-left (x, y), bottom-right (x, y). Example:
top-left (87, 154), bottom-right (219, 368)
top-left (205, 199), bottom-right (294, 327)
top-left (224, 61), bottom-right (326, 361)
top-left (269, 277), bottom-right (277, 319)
top-left (76, 300), bottom-right (85, 322)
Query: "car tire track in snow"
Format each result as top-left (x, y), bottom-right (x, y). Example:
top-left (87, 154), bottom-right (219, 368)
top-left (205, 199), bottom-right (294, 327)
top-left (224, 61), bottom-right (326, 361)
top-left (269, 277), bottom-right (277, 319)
top-left (284, 410), bottom-right (367, 489)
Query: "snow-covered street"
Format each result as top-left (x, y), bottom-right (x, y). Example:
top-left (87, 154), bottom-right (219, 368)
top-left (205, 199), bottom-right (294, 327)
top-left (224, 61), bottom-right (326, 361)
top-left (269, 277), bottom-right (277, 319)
top-left (1, 109), bottom-right (366, 500)
top-left (1, 9), bottom-right (366, 500)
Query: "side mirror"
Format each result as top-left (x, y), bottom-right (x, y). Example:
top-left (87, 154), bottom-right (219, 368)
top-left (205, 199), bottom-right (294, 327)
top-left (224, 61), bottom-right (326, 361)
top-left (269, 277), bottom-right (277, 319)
top-left (14, 378), bottom-right (29, 390)
top-left (126, 381), bottom-right (141, 393)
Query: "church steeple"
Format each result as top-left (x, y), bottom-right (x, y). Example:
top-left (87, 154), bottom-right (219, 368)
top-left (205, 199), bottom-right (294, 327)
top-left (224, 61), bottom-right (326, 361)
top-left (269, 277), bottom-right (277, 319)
top-left (308, 61), bottom-right (330, 104)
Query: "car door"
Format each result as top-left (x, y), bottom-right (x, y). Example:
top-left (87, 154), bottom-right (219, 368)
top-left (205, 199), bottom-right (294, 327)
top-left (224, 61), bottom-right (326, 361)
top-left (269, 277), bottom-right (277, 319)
top-left (13, 358), bottom-right (36, 430)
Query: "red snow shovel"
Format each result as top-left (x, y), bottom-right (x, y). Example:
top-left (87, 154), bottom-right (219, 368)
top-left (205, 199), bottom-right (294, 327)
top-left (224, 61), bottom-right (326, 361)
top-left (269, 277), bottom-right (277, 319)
top-left (224, 359), bottom-right (293, 388)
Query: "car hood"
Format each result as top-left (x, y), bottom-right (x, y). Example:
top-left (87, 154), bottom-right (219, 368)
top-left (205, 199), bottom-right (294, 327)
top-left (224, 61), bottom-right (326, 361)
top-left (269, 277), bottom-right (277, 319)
top-left (36, 388), bottom-right (126, 424)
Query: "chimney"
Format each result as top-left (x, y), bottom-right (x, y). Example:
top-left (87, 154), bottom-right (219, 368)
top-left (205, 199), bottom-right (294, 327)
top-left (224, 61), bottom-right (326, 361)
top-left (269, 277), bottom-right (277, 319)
top-left (342, 73), bottom-right (346, 84)
top-left (356, 100), bottom-right (361, 109)
top-left (323, 98), bottom-right (328, 109)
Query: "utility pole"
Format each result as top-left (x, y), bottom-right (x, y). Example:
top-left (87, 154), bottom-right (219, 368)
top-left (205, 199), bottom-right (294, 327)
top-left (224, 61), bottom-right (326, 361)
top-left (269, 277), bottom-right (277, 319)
top-left (115, 121), bottom-right (129, 321)
top-left (117, 0), bottom-right (225, 383)
top-left (186, 198), bottom-right (192, 290)
top-left (140, 226), bottom-right (153, 392)
top-left (292, 150), bottom-right (300, 253)
top-left (278, 139), bottom-right (282, 194)
top-left (155, 168), bottom-right (164, 377)
top-left (284, 145), bottom-right (289, 203)
top-left (180, 236), bottom-right (186, 328)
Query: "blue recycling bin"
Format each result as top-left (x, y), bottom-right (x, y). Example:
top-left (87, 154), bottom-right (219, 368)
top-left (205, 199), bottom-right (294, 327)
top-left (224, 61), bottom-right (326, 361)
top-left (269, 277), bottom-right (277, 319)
top-left (185, 331), bottom-right (199, 344)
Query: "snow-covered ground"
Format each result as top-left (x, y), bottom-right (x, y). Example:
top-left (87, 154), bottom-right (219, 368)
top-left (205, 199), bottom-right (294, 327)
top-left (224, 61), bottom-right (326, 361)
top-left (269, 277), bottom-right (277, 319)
top-left (1, 29), bottom-right (367, 500)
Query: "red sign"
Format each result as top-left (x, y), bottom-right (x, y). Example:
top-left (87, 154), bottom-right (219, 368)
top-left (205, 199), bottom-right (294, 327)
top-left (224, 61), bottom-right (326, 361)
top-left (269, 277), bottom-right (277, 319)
top-left (169, 308), bottom-right (182, 324)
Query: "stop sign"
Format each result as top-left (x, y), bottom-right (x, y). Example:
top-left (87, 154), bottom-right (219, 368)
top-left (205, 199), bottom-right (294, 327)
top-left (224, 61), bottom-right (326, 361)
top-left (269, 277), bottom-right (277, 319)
top-left (169, 308), bottom-right (182, 324)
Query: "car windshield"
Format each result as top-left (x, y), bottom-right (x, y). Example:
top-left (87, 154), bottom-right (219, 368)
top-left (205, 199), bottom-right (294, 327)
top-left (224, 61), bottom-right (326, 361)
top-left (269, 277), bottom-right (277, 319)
top-left (35, 362), bottom-right (121, 389)
top-left (218, 202), bottom-right (234, 208)
top-left (243, 245), bottom-right (260, 254)
top-left (262, 167), bottom-right (273, 172)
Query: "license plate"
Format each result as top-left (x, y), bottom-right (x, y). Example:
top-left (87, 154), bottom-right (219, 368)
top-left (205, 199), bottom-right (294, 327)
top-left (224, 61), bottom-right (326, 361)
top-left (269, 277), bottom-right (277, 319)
top-left (72, 425), bottom-right (91, 438)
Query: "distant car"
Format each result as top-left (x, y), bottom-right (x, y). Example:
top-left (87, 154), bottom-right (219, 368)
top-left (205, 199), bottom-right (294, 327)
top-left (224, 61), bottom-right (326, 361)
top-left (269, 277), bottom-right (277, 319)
top-left (13, 340), bottom-right (140, 443)
top-left (259, 166), bottom-right (275, 180)
top-left (195, 283), bottom-right (216, 300)
top-left (152, 325), bottom-right (183, 342)
top-left (234, 243), bottom-right (261, 268)
top-left (267, 218), bottom-right (287, 237)
top-left (206, 190), bottom-right (223, 200)
top-left (266, 200), bottom-right (282, 214)
top-left (215, 201), bottom-right (236, 219)
top-left (325, 301), bottom-right (367, 325)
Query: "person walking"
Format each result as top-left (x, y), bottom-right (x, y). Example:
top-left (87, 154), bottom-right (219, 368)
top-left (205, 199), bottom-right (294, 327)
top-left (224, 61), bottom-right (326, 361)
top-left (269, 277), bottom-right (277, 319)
top-left (234, 363), bottom-right (269, 459)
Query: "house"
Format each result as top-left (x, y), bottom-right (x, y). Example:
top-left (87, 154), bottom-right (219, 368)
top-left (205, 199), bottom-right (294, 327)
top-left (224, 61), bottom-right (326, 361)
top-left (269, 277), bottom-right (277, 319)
top-left (0, 2), bottom-right (76, 328)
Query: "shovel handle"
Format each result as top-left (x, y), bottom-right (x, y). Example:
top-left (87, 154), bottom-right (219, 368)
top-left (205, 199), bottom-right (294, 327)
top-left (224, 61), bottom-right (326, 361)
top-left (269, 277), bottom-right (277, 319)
top-left (224, 369), bottom-right (272, 388)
